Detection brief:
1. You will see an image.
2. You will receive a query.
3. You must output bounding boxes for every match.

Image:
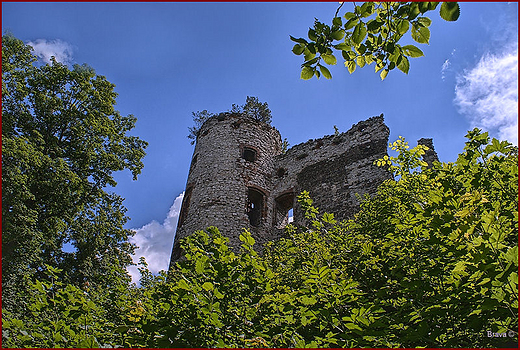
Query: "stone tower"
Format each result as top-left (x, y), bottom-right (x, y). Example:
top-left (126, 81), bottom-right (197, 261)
top-left (169, 113), bottom-right (283, 266)
top-left (169, 113), bottom-right (398, 269)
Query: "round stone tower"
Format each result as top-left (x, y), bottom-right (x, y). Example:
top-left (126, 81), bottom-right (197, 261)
top-left (169, 113), bottom-right (282, 266)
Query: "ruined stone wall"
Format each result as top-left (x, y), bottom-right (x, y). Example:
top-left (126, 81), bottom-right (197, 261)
top-left (170, 114), bottom-right (401, 267)
top-left (272, 115), bottom-right (392, 224)
top-left (169, 114), bottom-right (282, 267)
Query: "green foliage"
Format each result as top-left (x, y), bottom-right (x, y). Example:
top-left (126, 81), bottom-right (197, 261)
top-left (1, 34), bottom-right (147, 315)
top-left (187, 96), bottom-right (272, 144)
top-left (292, 2), bottom-right (460, 80)
top-left (187, 109), bottom-right (213, 145)
top-left (242, 96), bottom-right (272, 124)
top-left (4, 124), bottom-right (517, 347)
top-left (281, 138), bottom-right (290, 154)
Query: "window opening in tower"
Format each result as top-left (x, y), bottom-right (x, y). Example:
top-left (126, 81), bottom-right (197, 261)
top-left (243, 147), bottom-right (257, 162)
top-left (274, 192), bottom-right (294, 229)
top-left (247, 188), bottom-right (264, 227)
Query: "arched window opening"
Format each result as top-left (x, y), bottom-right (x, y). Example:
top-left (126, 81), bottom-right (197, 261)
top-left (274, 192), bottom-right (294, 229)
top-left (247, 188), bottom-right (264, 227)
top-left (242, 147), bottom-right (257, 162)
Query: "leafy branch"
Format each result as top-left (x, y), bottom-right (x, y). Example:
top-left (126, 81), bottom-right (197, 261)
top-left (291, 2), bottom-right (460, 80)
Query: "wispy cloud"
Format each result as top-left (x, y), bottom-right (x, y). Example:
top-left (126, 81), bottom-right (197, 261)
top-left (454, 43), bottom-right (518, 145)
top-left (127, 192), bottom-right (184, 284)
top-left (441, 49), bottom-right (456, 81)
top-left (26, 38), bottom-right (73, 64)
top-left (441, 59), bottom-right (451, 81)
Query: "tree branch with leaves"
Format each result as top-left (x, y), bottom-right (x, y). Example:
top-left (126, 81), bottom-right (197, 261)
top-left (292, 1), bottom-right (460, 80)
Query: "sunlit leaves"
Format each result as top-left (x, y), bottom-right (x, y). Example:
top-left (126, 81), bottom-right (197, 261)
top-left (301, 66), bottom-right (314, 80)
top-left (440, 2), bottom-right (461, 21)
top-left (352, 23), bottom-right (367, 45)
top-left (411, 22), bottom-right (431, 44)
top-left (402, 45), bottom-right (424, 58)
top-left (319, 64), bottom-right (332, 79)
top-left (321, 53), bottom-right (337, 65)
top-left (292, 2), bottom-right (459, 80)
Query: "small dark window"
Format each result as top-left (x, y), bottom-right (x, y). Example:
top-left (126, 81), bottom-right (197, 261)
top-left (247, 188), bottom-right (264, 227)
top-left (243, 147), bottom-right (257, 162)
top-left (276, 168), bottom-right (287, 177)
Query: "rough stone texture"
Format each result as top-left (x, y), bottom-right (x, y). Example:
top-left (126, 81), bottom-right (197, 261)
top-left (417, 138), bottom-right (439, 167)
top-left (169, 113), bottom-right (435, 268)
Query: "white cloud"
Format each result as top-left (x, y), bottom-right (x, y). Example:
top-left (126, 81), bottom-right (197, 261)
top-left (127, 192), bottom-right (184, 284)
top-left (454, 44), bottom-right (518, 145)
top-left (26, 38), bottom-right (73, 64)
top-left (441, 59), bottom-right (451, 80)
top-left (441, 49), bottom-right (457, 81)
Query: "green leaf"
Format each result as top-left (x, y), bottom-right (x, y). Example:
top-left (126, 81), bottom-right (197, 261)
top-left (301, 295), bottom-right (317, 305)
top-left (303, 49), bottom-right (316, 62)
top-left (396, 20), bottom-right (410, 35)
top-left (345, 60), bottom-right (356, 74)
top-left (331, 30), bottom-right (345, 41)
top-left (195, 259), bottom-right (205, 274)
top-left (344, 17), bottom-right (359, 31)
top-left (308, 28), bottom-right (317, 41)
top-left (417, 16), bottom-right (432, 27)
top-left (202, 282), bottom-right (214, 291)
top-left (356, 55), bottom-right (366, 68)
top-left (344, 12), bottom-right (356, 20)
top-left (301, 66), bottom-right (314, 80)
top-left (290, 35), bottom-right (308, 44)
top-left (359, 2), bottom-right (375, 18)
top-left (319, 65), bottom-right (332, 79)
top-left (411, 24), bottom-right (430, 44)
top-left (333, 16), bottom-right (342, 27)
top-left (440, 2), bottom-right (460, 21)
top-left (397, 55), bottom-right (410, 74)
top-left (380, 68), bottom-right (389, 80)
top-left (334, 43), bottom-right (350, 51)
top-left (292, 44), bottom-right (305, 55)
top-left (322, 54), bottom-right (337, 65)
top-left (407, 2), bottom-right (422, 20)
top-left (352, 23), bottom-right (367, 45)
top-left (239, 231), bottom-right (255, 246)
top-left (402, 45), bottom-right (424, 58)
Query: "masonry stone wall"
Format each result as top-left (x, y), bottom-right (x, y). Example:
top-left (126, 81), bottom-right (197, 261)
top-left (169, 113), bottom-right (430, 268)
top-left (169, 113), bottom-right (282, 266)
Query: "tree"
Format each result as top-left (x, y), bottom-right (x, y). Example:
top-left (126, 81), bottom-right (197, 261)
top-left (242, 96), bottom-right (272, 124)
top-left (187, 96), bottom-right (272, 144)
top-left (1, 34), bottom-right (148, 313)
top-left (291, 2), bottom-right (460, 80)
top-left (187, 109), bottom-right (213, 145)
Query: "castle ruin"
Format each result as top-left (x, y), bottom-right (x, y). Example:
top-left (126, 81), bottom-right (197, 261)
top-left (168, 112), bottom-right (427, 269)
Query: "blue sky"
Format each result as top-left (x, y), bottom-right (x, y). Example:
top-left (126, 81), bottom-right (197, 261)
top-left (3, 2), bottom-right (518, 282)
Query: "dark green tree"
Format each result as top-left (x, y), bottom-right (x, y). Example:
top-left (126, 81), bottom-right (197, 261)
top-left (291, 2), bottom-right (460, 80)
top-left (1, 34), bottom-right (148, 312)
top-left (187, 109), bottom-right (213, 145)
top-left (242, 96), bottom-right (272, 124)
